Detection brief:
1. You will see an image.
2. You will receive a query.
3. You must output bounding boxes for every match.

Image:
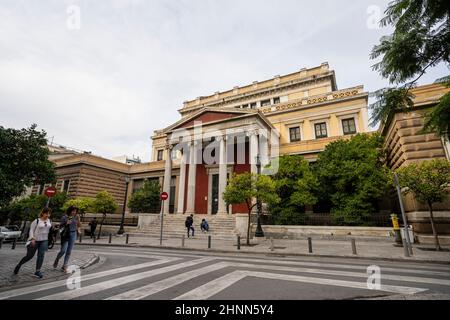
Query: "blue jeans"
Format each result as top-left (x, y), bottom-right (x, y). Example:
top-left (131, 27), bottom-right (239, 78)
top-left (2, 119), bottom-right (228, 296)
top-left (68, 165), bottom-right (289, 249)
top-left (56, 231), bottom-right (77, 266)
top-left (17, 240), bottom-right (48, 271)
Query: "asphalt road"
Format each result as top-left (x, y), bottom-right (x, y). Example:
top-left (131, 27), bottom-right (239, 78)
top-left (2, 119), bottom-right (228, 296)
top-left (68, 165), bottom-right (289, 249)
top-left (1, 245), bottom-right (450, 300)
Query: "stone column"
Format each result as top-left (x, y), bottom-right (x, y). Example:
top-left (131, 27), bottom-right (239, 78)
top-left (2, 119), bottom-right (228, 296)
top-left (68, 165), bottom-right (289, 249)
top-left (249, 130), bottom-right (259, 175)
top-left (217, 135), bottom-right (228, 215)
top-left (162, 144), bottom-right (172, 214)
top-left (177, 151), bottom-right (187, 214)
top-left (186, 141), bottom-right (197, 214)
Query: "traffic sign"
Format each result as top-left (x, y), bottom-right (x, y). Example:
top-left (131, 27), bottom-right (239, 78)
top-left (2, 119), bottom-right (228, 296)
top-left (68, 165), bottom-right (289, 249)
top-left (160, 192), bottom-right (168, 201)
top-left (44, 187), bottom-right (57, 198)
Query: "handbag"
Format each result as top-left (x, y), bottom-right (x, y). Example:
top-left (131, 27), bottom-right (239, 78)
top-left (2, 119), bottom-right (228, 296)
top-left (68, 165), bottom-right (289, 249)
top-left (25, 218), bottom-right (39, 248)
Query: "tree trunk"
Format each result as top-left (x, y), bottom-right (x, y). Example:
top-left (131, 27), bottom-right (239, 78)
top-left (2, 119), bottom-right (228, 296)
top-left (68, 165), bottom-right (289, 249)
top-left (247, 211), bottom-right (251, 246)
top-left (428, 202), bottom-right (441, 251)
top-left (98, 213), bottom-right (106, 239)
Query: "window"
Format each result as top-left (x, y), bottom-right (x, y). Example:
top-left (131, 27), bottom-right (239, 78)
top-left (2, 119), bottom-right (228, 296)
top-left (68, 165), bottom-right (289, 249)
top-left (289, 127), bottom-right (301, 142)
top-left (63, 180), bottom-right (70, 193)
top-left (157, 150), bottom-right (163, 161)
top-left (250, 103), bottom-right (257, 109)
top-left (241, 104), bottom-right (248, 109)
top-left (273, 97), bottom-right (280, 104)
top-left (342, 118), bottom-right (357, 135)
top-left (314, 122), bottom-right (328, 139)
top-left (261, 99), bottom-right (271, 107)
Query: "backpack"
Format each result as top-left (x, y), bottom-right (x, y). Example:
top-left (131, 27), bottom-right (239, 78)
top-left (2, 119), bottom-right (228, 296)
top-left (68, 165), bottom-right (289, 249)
top-left (185, 219), bottom-right (190, 227)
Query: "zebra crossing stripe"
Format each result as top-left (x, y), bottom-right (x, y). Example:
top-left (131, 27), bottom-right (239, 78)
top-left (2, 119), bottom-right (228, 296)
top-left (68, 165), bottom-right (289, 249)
top-left (38, 257), bottom-right (215, 300)
top-left (174, 270), bottom-right (427, 300)
top-left (0, 256), bottom-right (179, 300)
top-left (106, 262), bottom-right (230, 300)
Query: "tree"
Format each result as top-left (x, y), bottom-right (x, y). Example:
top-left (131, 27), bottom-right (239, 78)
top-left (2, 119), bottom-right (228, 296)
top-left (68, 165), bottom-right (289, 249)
top-left (91, 191), bottom-right (118, 238)
top-left (370, 0), bottom-right (450, 136)
top-left (62, 197), bottom-right (95, 221)
top-left (0, 124), bottom-right (56, 208)
top-left (314, 133), bottom-right (391, 225)
top-left (128, 180), bottom-right (161, 213)
top-left (396, 159), bottom-right (450, 251)
top-left (269, 155), bottom-right (318, 225)
top-left (223, 173), bottom-right (279, 245)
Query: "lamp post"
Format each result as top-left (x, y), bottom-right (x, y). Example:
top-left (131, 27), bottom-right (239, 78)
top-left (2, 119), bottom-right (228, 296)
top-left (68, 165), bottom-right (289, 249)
top-left (255, 155), bottom-right (265, 237)
top-left (118, 176), bottom-right (130, 235)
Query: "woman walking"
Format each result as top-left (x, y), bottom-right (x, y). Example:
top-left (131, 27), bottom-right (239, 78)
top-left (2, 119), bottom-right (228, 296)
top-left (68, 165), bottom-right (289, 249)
top-left (13, 207), bottom-right (52, 278)
top-left (53, 206), bottom-right (81, 273)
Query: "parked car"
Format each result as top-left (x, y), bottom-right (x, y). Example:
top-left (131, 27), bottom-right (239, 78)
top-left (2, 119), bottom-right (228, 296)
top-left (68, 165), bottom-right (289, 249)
top-left (0, 226), bottom-right (22, 241)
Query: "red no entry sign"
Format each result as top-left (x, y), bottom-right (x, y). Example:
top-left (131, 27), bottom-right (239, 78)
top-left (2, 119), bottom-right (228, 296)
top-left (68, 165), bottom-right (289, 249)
top-left (45, 187), bottom-right (57, 198)
top-left (160, 192), bottom-right (168, 201)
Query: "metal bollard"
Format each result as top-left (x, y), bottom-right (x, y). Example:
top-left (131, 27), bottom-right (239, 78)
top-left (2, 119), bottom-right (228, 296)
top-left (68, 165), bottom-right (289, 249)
top-left (79, 233), bottom-right (82, 243)
top-left (93, 235), bottom-right (96, 243)
top-left (237, 236), bottom-right (241, 250)
top-left (208, 235), bottom-right (211, 249)
top-left (12, 238), bottom-right (17, 250)
top-left (308, 237), bottom-right (313, 253)
top-left (0, 238), bottom-right (3, 249)
top-left (270, 237), bottom-right (274, 251)
top-left (181, 235), bottom-right (185, 248)
top-left (351, 238), bottom-right (357, 255)
top-left (109, 234), bottom-right (112, 244)
top-left (126, 234), bottom-right (129, 244)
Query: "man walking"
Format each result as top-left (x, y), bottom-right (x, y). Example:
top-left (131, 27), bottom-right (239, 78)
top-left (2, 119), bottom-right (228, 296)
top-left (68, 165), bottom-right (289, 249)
top-left (185, 214), bottom-right (194, 238)
top-left (89, 217), bottom-right (98, 239)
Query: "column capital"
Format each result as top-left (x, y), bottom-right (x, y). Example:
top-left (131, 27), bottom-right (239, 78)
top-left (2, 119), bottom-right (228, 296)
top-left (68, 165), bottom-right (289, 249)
top-left (246, 129), bottom-right (259, 137)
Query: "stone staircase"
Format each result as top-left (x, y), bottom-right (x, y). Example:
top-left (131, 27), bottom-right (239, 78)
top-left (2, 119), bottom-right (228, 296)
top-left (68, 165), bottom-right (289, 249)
top-left (130, 214), bottom-right (238, 241)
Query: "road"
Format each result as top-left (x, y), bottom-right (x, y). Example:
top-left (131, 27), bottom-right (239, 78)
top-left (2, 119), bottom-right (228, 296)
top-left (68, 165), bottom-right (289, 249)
top-left (1, 245), bottom-right (450, 300)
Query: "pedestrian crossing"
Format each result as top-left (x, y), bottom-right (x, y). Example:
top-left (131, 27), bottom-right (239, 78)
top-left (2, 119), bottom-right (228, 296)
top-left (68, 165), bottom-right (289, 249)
top-left (1, 249), bottom-right (449, 300)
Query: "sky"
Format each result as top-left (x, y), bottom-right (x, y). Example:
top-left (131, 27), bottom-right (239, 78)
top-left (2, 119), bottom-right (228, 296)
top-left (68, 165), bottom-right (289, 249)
top-left (1, 0), bottom-right (448, 162)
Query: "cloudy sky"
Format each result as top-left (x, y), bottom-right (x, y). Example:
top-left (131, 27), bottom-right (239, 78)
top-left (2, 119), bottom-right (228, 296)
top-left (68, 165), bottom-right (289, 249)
top-left (1, 0), bottom-right (448, 162)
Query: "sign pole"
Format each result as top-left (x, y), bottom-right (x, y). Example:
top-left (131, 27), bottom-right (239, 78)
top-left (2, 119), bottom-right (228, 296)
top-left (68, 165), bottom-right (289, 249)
top-left (159, 192), bottom-right (168, 246)
top-left (394, 173), bottom-right (413, 256)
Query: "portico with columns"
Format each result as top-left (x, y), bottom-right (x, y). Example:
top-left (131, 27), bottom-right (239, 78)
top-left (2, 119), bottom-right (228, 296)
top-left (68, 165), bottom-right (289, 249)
top-left (159, 107), bottom-right (275, 216)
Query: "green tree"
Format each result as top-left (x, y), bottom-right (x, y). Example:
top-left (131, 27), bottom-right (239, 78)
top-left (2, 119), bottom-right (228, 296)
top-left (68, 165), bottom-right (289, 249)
top-left (62, 197), bottom-right (95, 221)
top-left (370, 0), bottom-right (450, 136)
top-left (396, 159), bottom-right (450, 251)
top-left (0, 124), bottom-right (56, 208)
top-left (223, 173), bottom-right (279, 245)
top-left (128, 180), bottom-right (161, 213)
top-left (92, 191), bottom-right (118, 238)
top-left (314, 133), bottom-right (391, 225)
top-left (269, 155), bottom-right (318, 225)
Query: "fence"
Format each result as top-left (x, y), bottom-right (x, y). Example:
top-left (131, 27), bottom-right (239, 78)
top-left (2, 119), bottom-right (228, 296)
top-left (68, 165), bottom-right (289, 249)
top-left (82, 214), bottom-right (139, 226)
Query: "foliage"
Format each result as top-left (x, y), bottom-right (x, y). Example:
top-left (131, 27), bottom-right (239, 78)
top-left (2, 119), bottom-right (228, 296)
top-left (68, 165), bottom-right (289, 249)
top-left (396, 159), bottom-right (450, 250)
top-left (369, 87), bottom-right (415, 127)
top-left (369, 0), bottom-right (450, 134)
top-left (128, 180), bottom-right (161, 213)
top-left (268, 155), bottom-right (318, 225)
top-left (0, 124), bottom-right (56, 208)
top-left (422, 80), bottom-right (450, 138)
top-left (62, 197), bottom-right (95, 215)
top-left (91, 191), bottom-right (118, 214)
top-left (223, 172), bottom-right (279, 244)
top-left (0, 192), bottom-right (67, 224)
top-left (314, 133), bottom-right (391, 225)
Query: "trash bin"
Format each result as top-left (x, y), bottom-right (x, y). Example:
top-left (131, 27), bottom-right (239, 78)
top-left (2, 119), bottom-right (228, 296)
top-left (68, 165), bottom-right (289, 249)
top-left (400, 226), bottom-right (414, 243)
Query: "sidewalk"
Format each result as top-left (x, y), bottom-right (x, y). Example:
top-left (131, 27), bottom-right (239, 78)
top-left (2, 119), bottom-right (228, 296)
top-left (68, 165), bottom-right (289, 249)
top-left (0, 244), bottom-right (99, 288)
top-left (76, 234), bottom-right (450, 264)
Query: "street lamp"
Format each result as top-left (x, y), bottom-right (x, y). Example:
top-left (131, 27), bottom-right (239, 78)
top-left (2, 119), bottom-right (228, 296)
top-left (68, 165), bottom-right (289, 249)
top-left (118, 176), bottom-right (130, 235)
top-left (255, 155), bottom-right (265, 237)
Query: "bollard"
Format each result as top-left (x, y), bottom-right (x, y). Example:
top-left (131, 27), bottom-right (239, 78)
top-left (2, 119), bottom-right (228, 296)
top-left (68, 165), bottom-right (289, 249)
top-left (208, 235), bottom-right (211, 249)
top-left (79, 233), bottom-right (82, 243)
top-left (181, 235), bottom-right (185, 248)
top-left (126, 234), bottom-right (129, 244)
top-left (12, 238), bottom-right (17, 250)
top-left (308, 237), bottom-right (313, 253)
top-left (237, 236), bottom-right (241, 250)
top-left (270, 237), bottom-right (274, 251)
top-left (351, 238), bottom-right (357, 255)
top-left (93, 235), bottom-right (96, 243)
top-left (109, 234), bottom-right (112, 244)
top-left (0, 238), bottom-right (3, 249)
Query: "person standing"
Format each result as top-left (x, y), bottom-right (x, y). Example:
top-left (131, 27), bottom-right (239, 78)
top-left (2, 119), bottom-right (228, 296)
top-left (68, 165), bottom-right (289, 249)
top-left (89, 217), bottom-right (98, 238)
top-left (53, 206), bottom-right (81, 273)
top-left (13, 207), bottom-right (52, 278)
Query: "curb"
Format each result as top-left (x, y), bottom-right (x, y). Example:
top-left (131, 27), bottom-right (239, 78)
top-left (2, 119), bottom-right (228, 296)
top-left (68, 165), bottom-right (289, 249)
top-left (75, 242), bottom-right (450, 265)
top-left (80, 254), bottom-right (100, 269)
